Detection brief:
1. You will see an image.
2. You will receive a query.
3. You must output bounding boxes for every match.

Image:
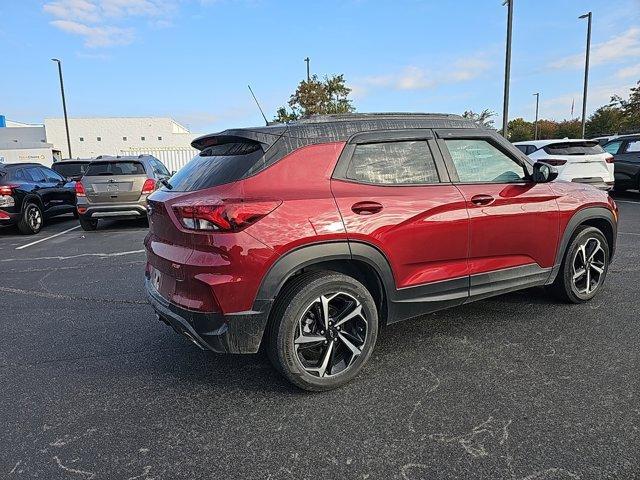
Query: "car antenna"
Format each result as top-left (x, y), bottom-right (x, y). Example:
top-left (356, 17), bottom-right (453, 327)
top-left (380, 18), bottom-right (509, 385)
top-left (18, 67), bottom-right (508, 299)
top-left (248, 85), bottom-right (269, 126)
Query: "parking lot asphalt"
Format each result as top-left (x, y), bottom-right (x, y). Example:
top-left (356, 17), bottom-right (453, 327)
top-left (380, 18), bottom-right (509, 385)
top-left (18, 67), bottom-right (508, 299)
top-left (1, 194), bottom-right (639, 480)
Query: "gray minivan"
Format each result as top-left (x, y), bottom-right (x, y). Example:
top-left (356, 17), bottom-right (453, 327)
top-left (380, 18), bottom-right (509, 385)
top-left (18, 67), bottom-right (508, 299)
top-left (76, 155), bottom-right (171, 231)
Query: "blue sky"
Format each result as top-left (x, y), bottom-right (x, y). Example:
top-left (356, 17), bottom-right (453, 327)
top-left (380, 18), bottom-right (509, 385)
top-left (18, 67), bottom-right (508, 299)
top-left (1, 0), bottom-right (639, 134)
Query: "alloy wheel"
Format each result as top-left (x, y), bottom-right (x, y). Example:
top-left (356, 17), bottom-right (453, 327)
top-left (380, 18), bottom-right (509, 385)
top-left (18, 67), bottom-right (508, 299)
top-left (572, 237), bottom-right (606, 296)
top-left (294, 292), bottom-right (368, 378)
top-left (27, 205), bottom-right (42, 231)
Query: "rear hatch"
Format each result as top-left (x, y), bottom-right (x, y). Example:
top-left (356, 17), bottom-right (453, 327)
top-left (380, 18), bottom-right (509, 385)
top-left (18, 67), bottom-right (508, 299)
top-left (83, 160), bottom-right (148, 204)
top-left (540, 141), bottom-right (612, 180)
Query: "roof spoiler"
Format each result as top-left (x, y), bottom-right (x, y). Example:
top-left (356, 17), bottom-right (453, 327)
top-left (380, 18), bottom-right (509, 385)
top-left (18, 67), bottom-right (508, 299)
top-left (191, 128), bottom-right (285, 152)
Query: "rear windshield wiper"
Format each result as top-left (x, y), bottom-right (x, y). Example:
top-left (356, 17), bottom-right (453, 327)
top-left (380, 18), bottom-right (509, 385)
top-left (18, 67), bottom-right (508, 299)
top-left (159, 178), bottom-right (173, 189)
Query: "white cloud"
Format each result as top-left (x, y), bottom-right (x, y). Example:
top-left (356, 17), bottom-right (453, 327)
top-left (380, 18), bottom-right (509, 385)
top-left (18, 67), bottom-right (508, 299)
top-left (616, 64), bottom-right (640, 79)
top-left (549, 27), bottom-right (640, 69)
top-left (51, 19), bottom-right (134, 47)
top-left (538, 83), bottom-right (633, 120)
top-left (44, 0), bottom-right (177, 47)
top-left (352, 54), bottom-right (492, 97)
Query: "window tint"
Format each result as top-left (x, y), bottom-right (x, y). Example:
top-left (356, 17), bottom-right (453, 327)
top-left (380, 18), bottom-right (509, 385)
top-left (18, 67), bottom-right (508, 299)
top-left (167, 142), bottom-right (265, 192)
top-left (26, 167), bottom-right (46, 183)
top-left (346, 141), bottom-right (439, 185)
top-left (151, 159), bottom-right (170, 176)
top-left (514, 145), bottom-right (529, 154)
top-left (624, 140), bottom-right (640, 153)
top-left (11, 168), bottom-right (32, 182)
top-left (445, 139), bottom-right (526, 183)
top-left (41, 167), bottom-right (64, 183)
top-left (52, 162), bottom-right (89, 178)
top-left (85, 161), bottom-right (146, 176)
top-left (543, 141), bottom-right (604, 155)
top-left (603, 141), bottom-right (622, 155)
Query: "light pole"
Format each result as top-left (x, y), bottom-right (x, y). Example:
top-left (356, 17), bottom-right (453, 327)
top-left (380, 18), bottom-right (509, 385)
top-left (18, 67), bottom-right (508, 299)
top-left (304, 57), bottom-right (310, 81)
top-left (533, 92), bottom-right (540, 140)
top-left (51, 58), bottom-right (72, 159)
top-left (579, 12), bottom-right (592, 138)
top-left (501, 0), bottom-right (514, 138)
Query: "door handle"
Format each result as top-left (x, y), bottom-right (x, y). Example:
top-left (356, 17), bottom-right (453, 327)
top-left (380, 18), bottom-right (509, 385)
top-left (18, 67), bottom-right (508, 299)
top-left (470, 194), bottom-right (495, 206)
top-left (351, 201), bottom-right (383, 215)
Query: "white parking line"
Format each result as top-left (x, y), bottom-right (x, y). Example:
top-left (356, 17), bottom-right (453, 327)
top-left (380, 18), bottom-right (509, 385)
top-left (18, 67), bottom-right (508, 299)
top-left (15, 226), bottom-right (80, 250)
top-left (619, 232), bottom-right (640, 236)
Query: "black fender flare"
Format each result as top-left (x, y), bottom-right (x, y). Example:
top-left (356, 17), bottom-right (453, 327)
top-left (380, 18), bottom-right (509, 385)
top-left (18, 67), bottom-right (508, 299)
top-left (253, 241), bottom-right (396, 307)
top-left (547, 206), bottom-right (617, 283)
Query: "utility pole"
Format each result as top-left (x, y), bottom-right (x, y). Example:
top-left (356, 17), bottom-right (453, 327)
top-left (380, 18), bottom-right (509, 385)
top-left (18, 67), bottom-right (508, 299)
top-left (579, 12), bottom-right (592, 138)
top-left (51, 58), bottom-right (72, 159)
top-left (501, 0), bottom-right (514, 139)
top-left (304, 57), bottom-right (310, 81)
top-left (533, 92), bottom-right (540, 140)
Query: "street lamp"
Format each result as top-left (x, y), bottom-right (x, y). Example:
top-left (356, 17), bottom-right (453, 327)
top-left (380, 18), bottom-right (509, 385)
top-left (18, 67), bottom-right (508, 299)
top-left (501, 0), bottom-right (514, 138)
top-left (533, 92), bottom-right (540, 140)
top-left (579, 12), bottom-right (592, 138)
top-left (51, 58), bottom-right (72, 159)
top-left (304, 57), bottom-right (310, 81)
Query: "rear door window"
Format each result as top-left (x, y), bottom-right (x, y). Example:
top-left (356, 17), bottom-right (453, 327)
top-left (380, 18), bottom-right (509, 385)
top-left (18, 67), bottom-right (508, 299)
top-left (346, 141), bottom-right (440, 185)
top-left (26, 167), bottom-right (46, 183)
top-left (85, 161), bottom-right (146, 176)
top-left (40, 167), bottom-right (64, 183)
top-left (167, 142), bottom-right (265, 191)
top-left (543, 142), bottom-right (604, 155)
top-left (444, 139), bottom-right (527, 183)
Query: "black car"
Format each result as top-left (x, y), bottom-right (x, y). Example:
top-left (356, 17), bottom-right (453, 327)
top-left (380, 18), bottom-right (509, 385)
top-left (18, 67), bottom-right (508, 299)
top-left (0, 162), bottom-right (76, 234)
top-left (603, 134), bottom-right (640, 192)
top-left (51, 159), bottom-right (91, 181)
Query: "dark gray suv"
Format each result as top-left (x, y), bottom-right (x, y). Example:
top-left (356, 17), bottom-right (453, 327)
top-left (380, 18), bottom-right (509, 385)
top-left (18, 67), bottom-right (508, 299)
top-left (75, 155), bottom-right (171, 231)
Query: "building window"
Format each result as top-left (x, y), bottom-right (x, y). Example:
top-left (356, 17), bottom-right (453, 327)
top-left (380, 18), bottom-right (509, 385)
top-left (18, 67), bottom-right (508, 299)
top-left (141, 136), bottom-right (146, 141)
top-left (97, 137), bottom-right (101, 142)
top-left (158, 136), bottom-right (162, 141)
top-left (80, 137), bottom-right (84, 142)
top-left (123, 136), bottom-right (127, 141)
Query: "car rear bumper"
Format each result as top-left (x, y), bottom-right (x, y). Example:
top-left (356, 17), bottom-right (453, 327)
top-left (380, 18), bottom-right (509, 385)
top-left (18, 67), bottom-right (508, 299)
top-left (145, 276), bottom-right (271, 354)
top-left (0, 209), bottom-right (19, 225)
top-left (79, 203), bottom-right (148, 219)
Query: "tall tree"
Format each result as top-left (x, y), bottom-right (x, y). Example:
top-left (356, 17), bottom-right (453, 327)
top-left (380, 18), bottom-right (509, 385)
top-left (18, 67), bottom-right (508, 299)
top-left (462, 109), bottom-right (497, 129)
top-left (274, 74), bottom-right (355, 123)
top-left (585, 106), bottom-right (625, 137)
top-left (507, 118), bottom-right (534, 142)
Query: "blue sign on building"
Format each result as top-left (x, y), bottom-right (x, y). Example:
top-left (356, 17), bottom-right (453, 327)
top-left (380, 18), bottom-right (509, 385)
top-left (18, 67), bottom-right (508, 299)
top-left (0, 115), bottom-right (6, 128)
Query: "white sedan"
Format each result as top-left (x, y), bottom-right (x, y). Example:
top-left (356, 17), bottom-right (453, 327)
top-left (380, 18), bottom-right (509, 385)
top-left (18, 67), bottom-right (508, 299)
top-left (513, 139), bottom-right (614, 191)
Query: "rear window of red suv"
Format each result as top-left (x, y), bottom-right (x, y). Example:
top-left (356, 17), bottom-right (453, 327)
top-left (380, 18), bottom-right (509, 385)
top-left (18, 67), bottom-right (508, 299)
top-left (543, 142), bottom-right (604, 155)
top-left (166, 141), bottom-right (265, 191)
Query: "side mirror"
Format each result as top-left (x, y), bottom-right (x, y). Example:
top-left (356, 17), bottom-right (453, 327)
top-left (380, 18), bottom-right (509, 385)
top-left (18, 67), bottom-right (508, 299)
top-left (532, 162), bottom-right (558, 183)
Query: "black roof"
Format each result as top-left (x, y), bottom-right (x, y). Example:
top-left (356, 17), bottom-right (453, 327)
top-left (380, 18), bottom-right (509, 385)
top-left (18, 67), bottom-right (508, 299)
top-left (0, 162), bottom-right (41, 169)
top-left (192, 113), bottom-right (476, 151)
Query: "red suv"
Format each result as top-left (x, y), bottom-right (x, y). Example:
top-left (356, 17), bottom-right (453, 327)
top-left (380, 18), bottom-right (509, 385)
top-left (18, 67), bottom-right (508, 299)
top-left (145, 114), bottom-right (617, 391)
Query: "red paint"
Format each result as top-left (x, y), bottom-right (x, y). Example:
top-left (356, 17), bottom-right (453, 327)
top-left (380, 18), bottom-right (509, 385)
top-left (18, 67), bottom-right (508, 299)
top-left (144, 140), bottom-right (615, 315)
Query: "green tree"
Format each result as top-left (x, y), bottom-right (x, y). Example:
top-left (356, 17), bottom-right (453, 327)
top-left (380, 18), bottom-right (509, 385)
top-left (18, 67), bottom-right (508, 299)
top-left (462, 109), bottom-right (496, 129)
top-left (507, 118), bottom-right (534, 142)
top-left (585, 105), bottom-right (625, 137)
top-left (274, 74), bottom-right (355, 123)
top-left (556, 119), bottom-right (582, 138)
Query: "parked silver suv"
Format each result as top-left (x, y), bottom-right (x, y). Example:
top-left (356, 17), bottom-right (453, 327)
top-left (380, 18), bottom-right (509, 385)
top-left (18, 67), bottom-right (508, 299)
top-left (75, 155), bottom-right (171, 231)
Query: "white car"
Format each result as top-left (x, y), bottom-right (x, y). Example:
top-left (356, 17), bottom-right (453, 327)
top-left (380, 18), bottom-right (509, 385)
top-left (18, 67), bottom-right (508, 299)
top-left (513, 139), bottom-right (614, 191)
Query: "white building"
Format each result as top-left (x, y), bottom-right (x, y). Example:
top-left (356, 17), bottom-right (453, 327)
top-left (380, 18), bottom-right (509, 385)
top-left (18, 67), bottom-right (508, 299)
top-left (44, 117), bottom-right (201, 172)
top-left (0, 117), bottom-right (59, 167)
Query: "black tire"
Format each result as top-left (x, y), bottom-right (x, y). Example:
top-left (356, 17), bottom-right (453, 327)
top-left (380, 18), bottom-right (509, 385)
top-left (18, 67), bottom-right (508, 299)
top-left (79, 216), bottom-right (98, 231)
top-left (17, 202), bottom-right (43, 235)
top-left (267, 271), bottom-right (379, 391)
top-left (73, 209), bottom-right (79, 219)
top-left (549, 226), bottom-right (610, 303)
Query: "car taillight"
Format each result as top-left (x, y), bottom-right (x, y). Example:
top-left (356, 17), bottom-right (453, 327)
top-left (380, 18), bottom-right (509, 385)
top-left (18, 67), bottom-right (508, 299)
top-left (75, 181), bottom-right (86, 197)
top-left (173, 199), bottom-right (282, 232)
top-left (604, 154), bottom-right (614, 164)
top-left (539, 159), bottom-right (567, 166)
top-left (0, 185), bottom-right (15, 196)
top-left (142, 179), bottom-right (156, 195)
